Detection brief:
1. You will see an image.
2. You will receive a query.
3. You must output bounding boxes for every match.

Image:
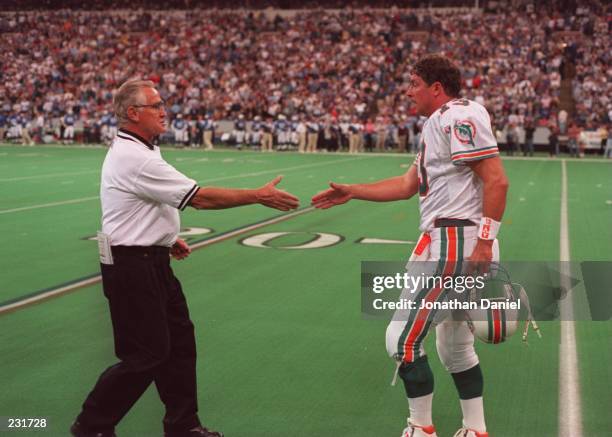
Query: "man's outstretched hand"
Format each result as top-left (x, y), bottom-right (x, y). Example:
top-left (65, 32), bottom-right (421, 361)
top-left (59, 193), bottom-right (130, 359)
top-left (256, 175), bottom-right (300, 211)
top-left (311, 182), bottom-right (354, 209)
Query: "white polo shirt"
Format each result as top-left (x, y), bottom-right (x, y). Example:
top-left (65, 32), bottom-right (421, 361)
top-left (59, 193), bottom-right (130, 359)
top-left (100, 129), bottom-right (199, 247)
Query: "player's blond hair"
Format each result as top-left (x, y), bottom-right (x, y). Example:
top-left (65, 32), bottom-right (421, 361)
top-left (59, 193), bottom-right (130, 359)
top-left (113, 79), bottom-right (155, 125)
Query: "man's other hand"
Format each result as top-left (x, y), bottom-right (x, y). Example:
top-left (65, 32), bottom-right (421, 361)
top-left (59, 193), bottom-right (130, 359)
top-left (171, 238), bottom-right (191, 260)
top-left (467, 238), bottom-right (494, 275)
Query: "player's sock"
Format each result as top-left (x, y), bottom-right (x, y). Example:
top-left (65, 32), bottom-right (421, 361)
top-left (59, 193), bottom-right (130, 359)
top-left (399, 355), bottom-right (434, 425)
top-left (452, 364), bottom-right (486, 432)
top-left (407, 393), bottom-right (433, 426)
top-left (459, 397), bottom-right (486, 432)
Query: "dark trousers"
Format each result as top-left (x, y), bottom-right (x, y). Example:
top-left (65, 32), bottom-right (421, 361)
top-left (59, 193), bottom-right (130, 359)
top-left (76, 246), bottom-right (200, 434)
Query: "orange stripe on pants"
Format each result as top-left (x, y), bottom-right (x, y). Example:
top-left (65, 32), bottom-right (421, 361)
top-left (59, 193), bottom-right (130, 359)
top-left (402, 228), bottom-right (458, 362)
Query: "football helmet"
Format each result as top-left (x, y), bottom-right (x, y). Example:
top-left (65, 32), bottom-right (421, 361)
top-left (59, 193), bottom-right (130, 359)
top-left (465, 264), bottom-right (541, 344)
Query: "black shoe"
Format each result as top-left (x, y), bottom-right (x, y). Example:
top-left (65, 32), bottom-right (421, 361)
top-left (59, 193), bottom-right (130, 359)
top-left (165, 426), bottom-right (224, 437)
top-left (70, 421), bottom-right (117, 437)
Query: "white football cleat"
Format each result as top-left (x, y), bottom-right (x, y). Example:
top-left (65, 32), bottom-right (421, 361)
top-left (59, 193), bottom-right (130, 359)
top-left (453, 428), bottom-right (489, 437)
top-left (401, 419), bottom-right (437, 437)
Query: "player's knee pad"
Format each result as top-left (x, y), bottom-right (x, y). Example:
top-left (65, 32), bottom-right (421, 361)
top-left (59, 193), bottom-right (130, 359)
top-left (436, 321), bottom-right (478, 373)
top-left (399, 355), bottom-right (434, 398)
top-left (451, 363), bottom-right (484, 399)
top-left (385, 320), bottom-right (404, 358)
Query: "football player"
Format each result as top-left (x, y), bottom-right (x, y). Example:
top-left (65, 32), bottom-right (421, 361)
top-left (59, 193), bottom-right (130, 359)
top-left (290, 115), bottom-right (300, 150)
top-left (232, 114), bottom-right (247, 149)
top-left (100, 110), bottom-right (112, 145)
top-left (171, 114), bottom-right (188, 147)
top-left (62, 109), bottom-right (76, 144)
top-left (312, 55), bottom-right (508, 437)
top-left (249, 115), bottom-right (263, 148)
top-left (194, 114), bottom-right (206, 148)
top-left (274, 114), bottom-right (289, 150)
top-left (107, 113), bottom-right (118, 142)
top-left (8, 112), bottom-right (22, 141)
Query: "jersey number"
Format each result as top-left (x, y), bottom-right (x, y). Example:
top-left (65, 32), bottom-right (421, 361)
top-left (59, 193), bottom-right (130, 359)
top-left (440, 98), bottom-right (470, 114)
top-left (418, 141), bottom-right (429, 196)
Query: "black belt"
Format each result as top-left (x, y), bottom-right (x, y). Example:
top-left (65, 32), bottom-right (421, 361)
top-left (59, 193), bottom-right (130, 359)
top-left (434, 218), bottom-right (476, 228)
top-left (111, 245), bottom-right (170, 259)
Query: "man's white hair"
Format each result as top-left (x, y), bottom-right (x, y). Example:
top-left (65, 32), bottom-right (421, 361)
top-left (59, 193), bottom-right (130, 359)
top-left (113, 79), bottom-right (155, 125)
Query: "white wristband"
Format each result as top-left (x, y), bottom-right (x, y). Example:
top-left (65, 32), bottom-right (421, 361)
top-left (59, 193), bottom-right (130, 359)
top-left (478, 217), bottom-right (501, 240)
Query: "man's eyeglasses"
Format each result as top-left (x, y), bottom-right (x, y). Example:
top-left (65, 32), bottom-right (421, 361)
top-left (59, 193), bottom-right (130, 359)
top-left (132, 100), bottom-right (165, 111)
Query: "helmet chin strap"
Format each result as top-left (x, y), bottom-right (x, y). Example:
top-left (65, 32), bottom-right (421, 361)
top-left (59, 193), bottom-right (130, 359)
top-left (509, 283), bottom-right (542, 343)
top-left (496, 262), bottom-right (542, 343)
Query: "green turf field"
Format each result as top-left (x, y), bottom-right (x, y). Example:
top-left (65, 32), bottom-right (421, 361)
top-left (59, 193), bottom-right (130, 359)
top-left (0, 145), bottom-right (610, 437)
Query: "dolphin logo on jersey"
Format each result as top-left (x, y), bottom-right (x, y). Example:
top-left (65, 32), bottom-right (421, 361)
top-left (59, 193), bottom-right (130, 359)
top-left (453, 120), bottom-right (477, 146)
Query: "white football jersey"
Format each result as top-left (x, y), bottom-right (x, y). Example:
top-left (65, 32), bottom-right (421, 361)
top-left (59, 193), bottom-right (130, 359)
top-left (415, 98), bottom-right (499, 232)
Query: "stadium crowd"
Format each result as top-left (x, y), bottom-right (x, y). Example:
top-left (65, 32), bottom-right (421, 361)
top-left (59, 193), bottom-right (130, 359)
top-left (0, 1), bottom-right (610, 153)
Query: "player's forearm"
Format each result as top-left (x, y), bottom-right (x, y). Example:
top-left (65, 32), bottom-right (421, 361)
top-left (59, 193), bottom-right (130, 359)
top-left (350, 175), bottom-right (415, 202)
top-left (467, 157), bottom-right (508, 222)
top-left (190, 187), bottom-right (258, 209)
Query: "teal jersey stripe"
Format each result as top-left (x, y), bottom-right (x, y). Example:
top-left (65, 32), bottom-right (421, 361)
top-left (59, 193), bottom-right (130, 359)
top-left (453, 152), bottom-right (500, 163)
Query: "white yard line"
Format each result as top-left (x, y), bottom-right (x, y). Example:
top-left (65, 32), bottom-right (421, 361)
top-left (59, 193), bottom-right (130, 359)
top-left (0, 196), bottom-right (100, 215)
top-left (0, 207), bottom-right (315, 315)
top-left (0, 170), bottom-right (96, 182)
top-left (559, 159), bottom-right (583, 437)
top-left (0, 156), bottom-right (366, 215)
top-left (0, 276), bottom-right (102, 314)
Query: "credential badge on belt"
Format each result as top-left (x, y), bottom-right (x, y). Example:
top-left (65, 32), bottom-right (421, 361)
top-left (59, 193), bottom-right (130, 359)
top-left (97, 231), bottom-right (114, 265)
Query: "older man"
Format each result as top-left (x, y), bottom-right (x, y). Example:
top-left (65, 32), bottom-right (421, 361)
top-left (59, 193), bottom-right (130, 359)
top-left (71, 80), bottom-right (299, 437)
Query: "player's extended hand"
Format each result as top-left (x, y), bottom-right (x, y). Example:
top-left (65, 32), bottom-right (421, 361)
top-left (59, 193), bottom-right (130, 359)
top-left (311, 182), bottom-right (354, 209)
top-left (171, 238), bottom-right (191, 260)
top-left (256, 175), bottom-right (300, 211)
top-left (466, 239), bottom-right (494, 276)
